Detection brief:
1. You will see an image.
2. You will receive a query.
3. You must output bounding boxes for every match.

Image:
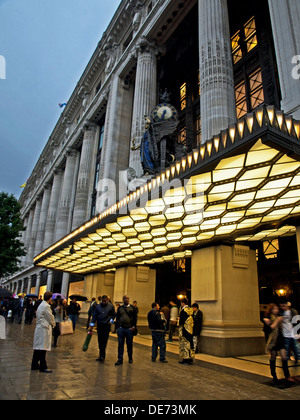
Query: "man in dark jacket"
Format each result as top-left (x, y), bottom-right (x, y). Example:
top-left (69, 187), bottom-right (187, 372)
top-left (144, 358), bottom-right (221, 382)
top-left (115, 295), bottom-right (137, 365)
top-left (89, 295), bottom-right (115, 362)
top-left (192, 303), bottom-right (203, 354)
top-left (148, 302), bottom-right (168, 363)
top-left (86, 297), bottom-right (97, 329)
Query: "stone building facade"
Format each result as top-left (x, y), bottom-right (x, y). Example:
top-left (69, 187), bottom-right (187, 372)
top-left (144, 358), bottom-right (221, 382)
top-left (3, 0), bottom-right (300, 356)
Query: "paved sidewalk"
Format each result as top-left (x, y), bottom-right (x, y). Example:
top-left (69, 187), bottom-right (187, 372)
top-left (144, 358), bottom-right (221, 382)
top-left (0, 321), bottom-right (299, 400)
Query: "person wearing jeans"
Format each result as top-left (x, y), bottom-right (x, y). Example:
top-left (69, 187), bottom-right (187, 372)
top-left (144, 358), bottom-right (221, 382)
top-left (115, 296), bottom-right (137, 365)
top-left (279, 298), bottom-right (300, 365)
top-left (66, 298), bottom-right (81, 331)
top-left (89, 295), bottom-right (116, 362)
top-left (148, 302), bottom-right (168, 363)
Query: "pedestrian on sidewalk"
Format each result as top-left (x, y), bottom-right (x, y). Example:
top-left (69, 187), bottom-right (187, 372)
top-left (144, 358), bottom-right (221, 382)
top-left (178, 298), bottom-right (195, 365)
top-left (148, 302), bottom-right (168, 363)
top-left (192, 303), bottom-right (203, 354)
top-left (31, 292), bottom-right (56, 373)
top-left (25, 298), bottom-right (35, 325)
top-left (89, 295), bottom-right (116, 362)
top-left (87, 297), bottom-right (97, 329)
top-left (66, 297), bottom-right (81, 331)
top-left (167, 300), bottom-right (178, 342)
top-left (115, 295), bottom-right (137, 365)
top-left (52, 298), bottom-right (67, 348)
top-left (279, 298), bottom-right (300, 365)
top-left (17, 295), bottom-right (26, 324)
top-left (264, 303), bottom-right (294, 385)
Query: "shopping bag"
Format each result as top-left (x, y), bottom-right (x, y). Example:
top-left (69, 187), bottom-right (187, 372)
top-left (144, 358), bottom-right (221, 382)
top-left (59, 320), bottom-right (73, 336)
top-left (82, 331), bottom-right (93, 351)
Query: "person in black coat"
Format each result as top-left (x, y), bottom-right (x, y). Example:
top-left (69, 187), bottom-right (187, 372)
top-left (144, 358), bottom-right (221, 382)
top-left (148, 302), bottom-right (168, 363)
top-left (115, 295), bottom-right (137, 365)
top-left (192, 303), bottom-right (203, 354)
top-left (86, 297), bottom-right (97, 329)
top-left (89, 295), bottom-right (115, 362)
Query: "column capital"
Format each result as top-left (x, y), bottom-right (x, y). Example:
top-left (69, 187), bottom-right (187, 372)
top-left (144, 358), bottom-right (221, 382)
top-left (81, 120), bottom-right (98, 134)
top-left (136, 36), bottom-right (163, 56)
top-left (65, 147), bottom-right (79, 157)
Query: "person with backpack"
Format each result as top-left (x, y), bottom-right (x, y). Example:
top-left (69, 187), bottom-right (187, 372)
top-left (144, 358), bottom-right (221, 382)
top-left (115, 295), bottom-right (137, 365)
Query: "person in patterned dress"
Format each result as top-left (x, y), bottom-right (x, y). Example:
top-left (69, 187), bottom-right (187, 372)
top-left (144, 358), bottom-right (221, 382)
top-left (178, 298), bottom-right (195, 365)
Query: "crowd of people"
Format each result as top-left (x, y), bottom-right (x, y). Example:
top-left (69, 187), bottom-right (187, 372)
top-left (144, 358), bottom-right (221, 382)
top-left (28, 292), bottom-right (203, 373)
top-left (262, 297), bottom-right (300, 385)
top-left (4, 290), bottom-right (299, 384)
top-left (0, 294), bottom-right (42, 324)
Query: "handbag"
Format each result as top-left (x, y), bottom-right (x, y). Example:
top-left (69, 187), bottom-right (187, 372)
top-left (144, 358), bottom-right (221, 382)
top-left (59, 319), bottom-right (73, 336)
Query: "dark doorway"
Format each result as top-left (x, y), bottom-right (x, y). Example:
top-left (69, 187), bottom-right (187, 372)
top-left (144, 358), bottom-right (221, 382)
top-left (256, 235), bottom-right (300, 313)
top-left (155, 258), bottom-right (191, 306)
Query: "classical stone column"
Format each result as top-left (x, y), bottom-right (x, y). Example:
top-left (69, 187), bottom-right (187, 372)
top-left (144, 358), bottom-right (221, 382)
top-left (199, 0), bottom-right (237, 142)
top-left (34, 186), bottom-right (51, 256)
top-left (72, 122), bottom-right (97, 230)
top-left (35, 272), bottom-right (41, 296)
top-left (43, 169), bottom-right (63, 249)
top-left (47, 270), bottom-right (53, 292)
top-left (27, 276), bottom-right (32, 294)
top-left (268, 0), bottom-right (300, 119)
top-left (27, 199), bottom-right (42, 264)
top-left (129, 37), bottom-right (158, 177)
top-left (55, 149), bottom-right (79, 241)
top-left (61, 272), bottom-right (70, 298)
top-left (20, 279), bottom-right (25, 294)
top-left (97, 77), bottom-right (133, 213)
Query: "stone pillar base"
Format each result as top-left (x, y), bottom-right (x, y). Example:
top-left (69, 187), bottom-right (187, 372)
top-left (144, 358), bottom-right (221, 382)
top-left (192, 245), bottom-right (265, 358)
top-left (200, 323), bottom-right (265, 357)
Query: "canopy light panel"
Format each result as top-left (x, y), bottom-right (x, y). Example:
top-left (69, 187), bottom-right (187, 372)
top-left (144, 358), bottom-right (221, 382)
top-left (34, 106), bottom-right (300, 274)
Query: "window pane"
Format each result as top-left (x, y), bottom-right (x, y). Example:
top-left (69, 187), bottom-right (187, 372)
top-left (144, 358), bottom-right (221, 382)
top-left (249, 69), bottom-right (264, 109)
top-left (180, 82), bottom-right (186, 110)
top-left (235, 81), bottom-right (247, 119)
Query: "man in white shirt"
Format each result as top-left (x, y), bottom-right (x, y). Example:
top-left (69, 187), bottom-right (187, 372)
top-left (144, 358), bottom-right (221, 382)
top-left (279, 298), bottom-right (300, 365)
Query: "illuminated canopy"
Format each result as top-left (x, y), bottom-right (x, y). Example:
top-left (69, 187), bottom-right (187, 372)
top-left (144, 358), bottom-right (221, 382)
top-left (34, 106), bottom-right (300, 274)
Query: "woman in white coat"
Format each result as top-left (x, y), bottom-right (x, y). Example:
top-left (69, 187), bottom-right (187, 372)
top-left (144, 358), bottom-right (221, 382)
top-left (31, 292), bottom-right (56, 373)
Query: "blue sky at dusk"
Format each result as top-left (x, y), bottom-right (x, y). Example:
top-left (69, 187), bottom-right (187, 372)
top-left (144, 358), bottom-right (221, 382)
top-left (0, 0), bottom-right (120, 197)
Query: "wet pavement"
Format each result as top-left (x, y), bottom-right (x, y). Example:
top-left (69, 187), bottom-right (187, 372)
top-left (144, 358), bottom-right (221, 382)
top-left (0, 320), bottom-right (300, 401)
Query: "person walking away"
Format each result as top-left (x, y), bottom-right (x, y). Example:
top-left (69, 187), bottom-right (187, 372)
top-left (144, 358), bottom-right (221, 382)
top-left (25, 299), bottom-right (35, 325)
top-left (148, 302), bottom-right (168, 363)
top-left (192, 303), bottom-right (203, 354)
top-left (279, 298), bottom-right (300, 365)
top-left (66, 298), bottom-right (81, 331)
top-left (31, 292), bottom-right (56, 373)
top-left (112, 304), bottom-right (120, 333)
top-left (87, 297), bottom-right (97, 329)
top-left (89, 295), bottom-right (115, 362)
top-left (9, 297), bottom-right (19, 323)
top-left (53, 298), bottom-right (66, 348)
top-left (160, 304), bottom-right (170, 333)
top-left (263, 303), bottom-right (295, 385)
top-left (17, 295), bottom-right (26, 324)
top-left (167, 300), bottom-right (178, 342)
top-left (115, 295), bottom-right (137, 365)
top-left (132, 301), bottom-right (139, 325)
top-left (178, 298), bottom-right (195, 365)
